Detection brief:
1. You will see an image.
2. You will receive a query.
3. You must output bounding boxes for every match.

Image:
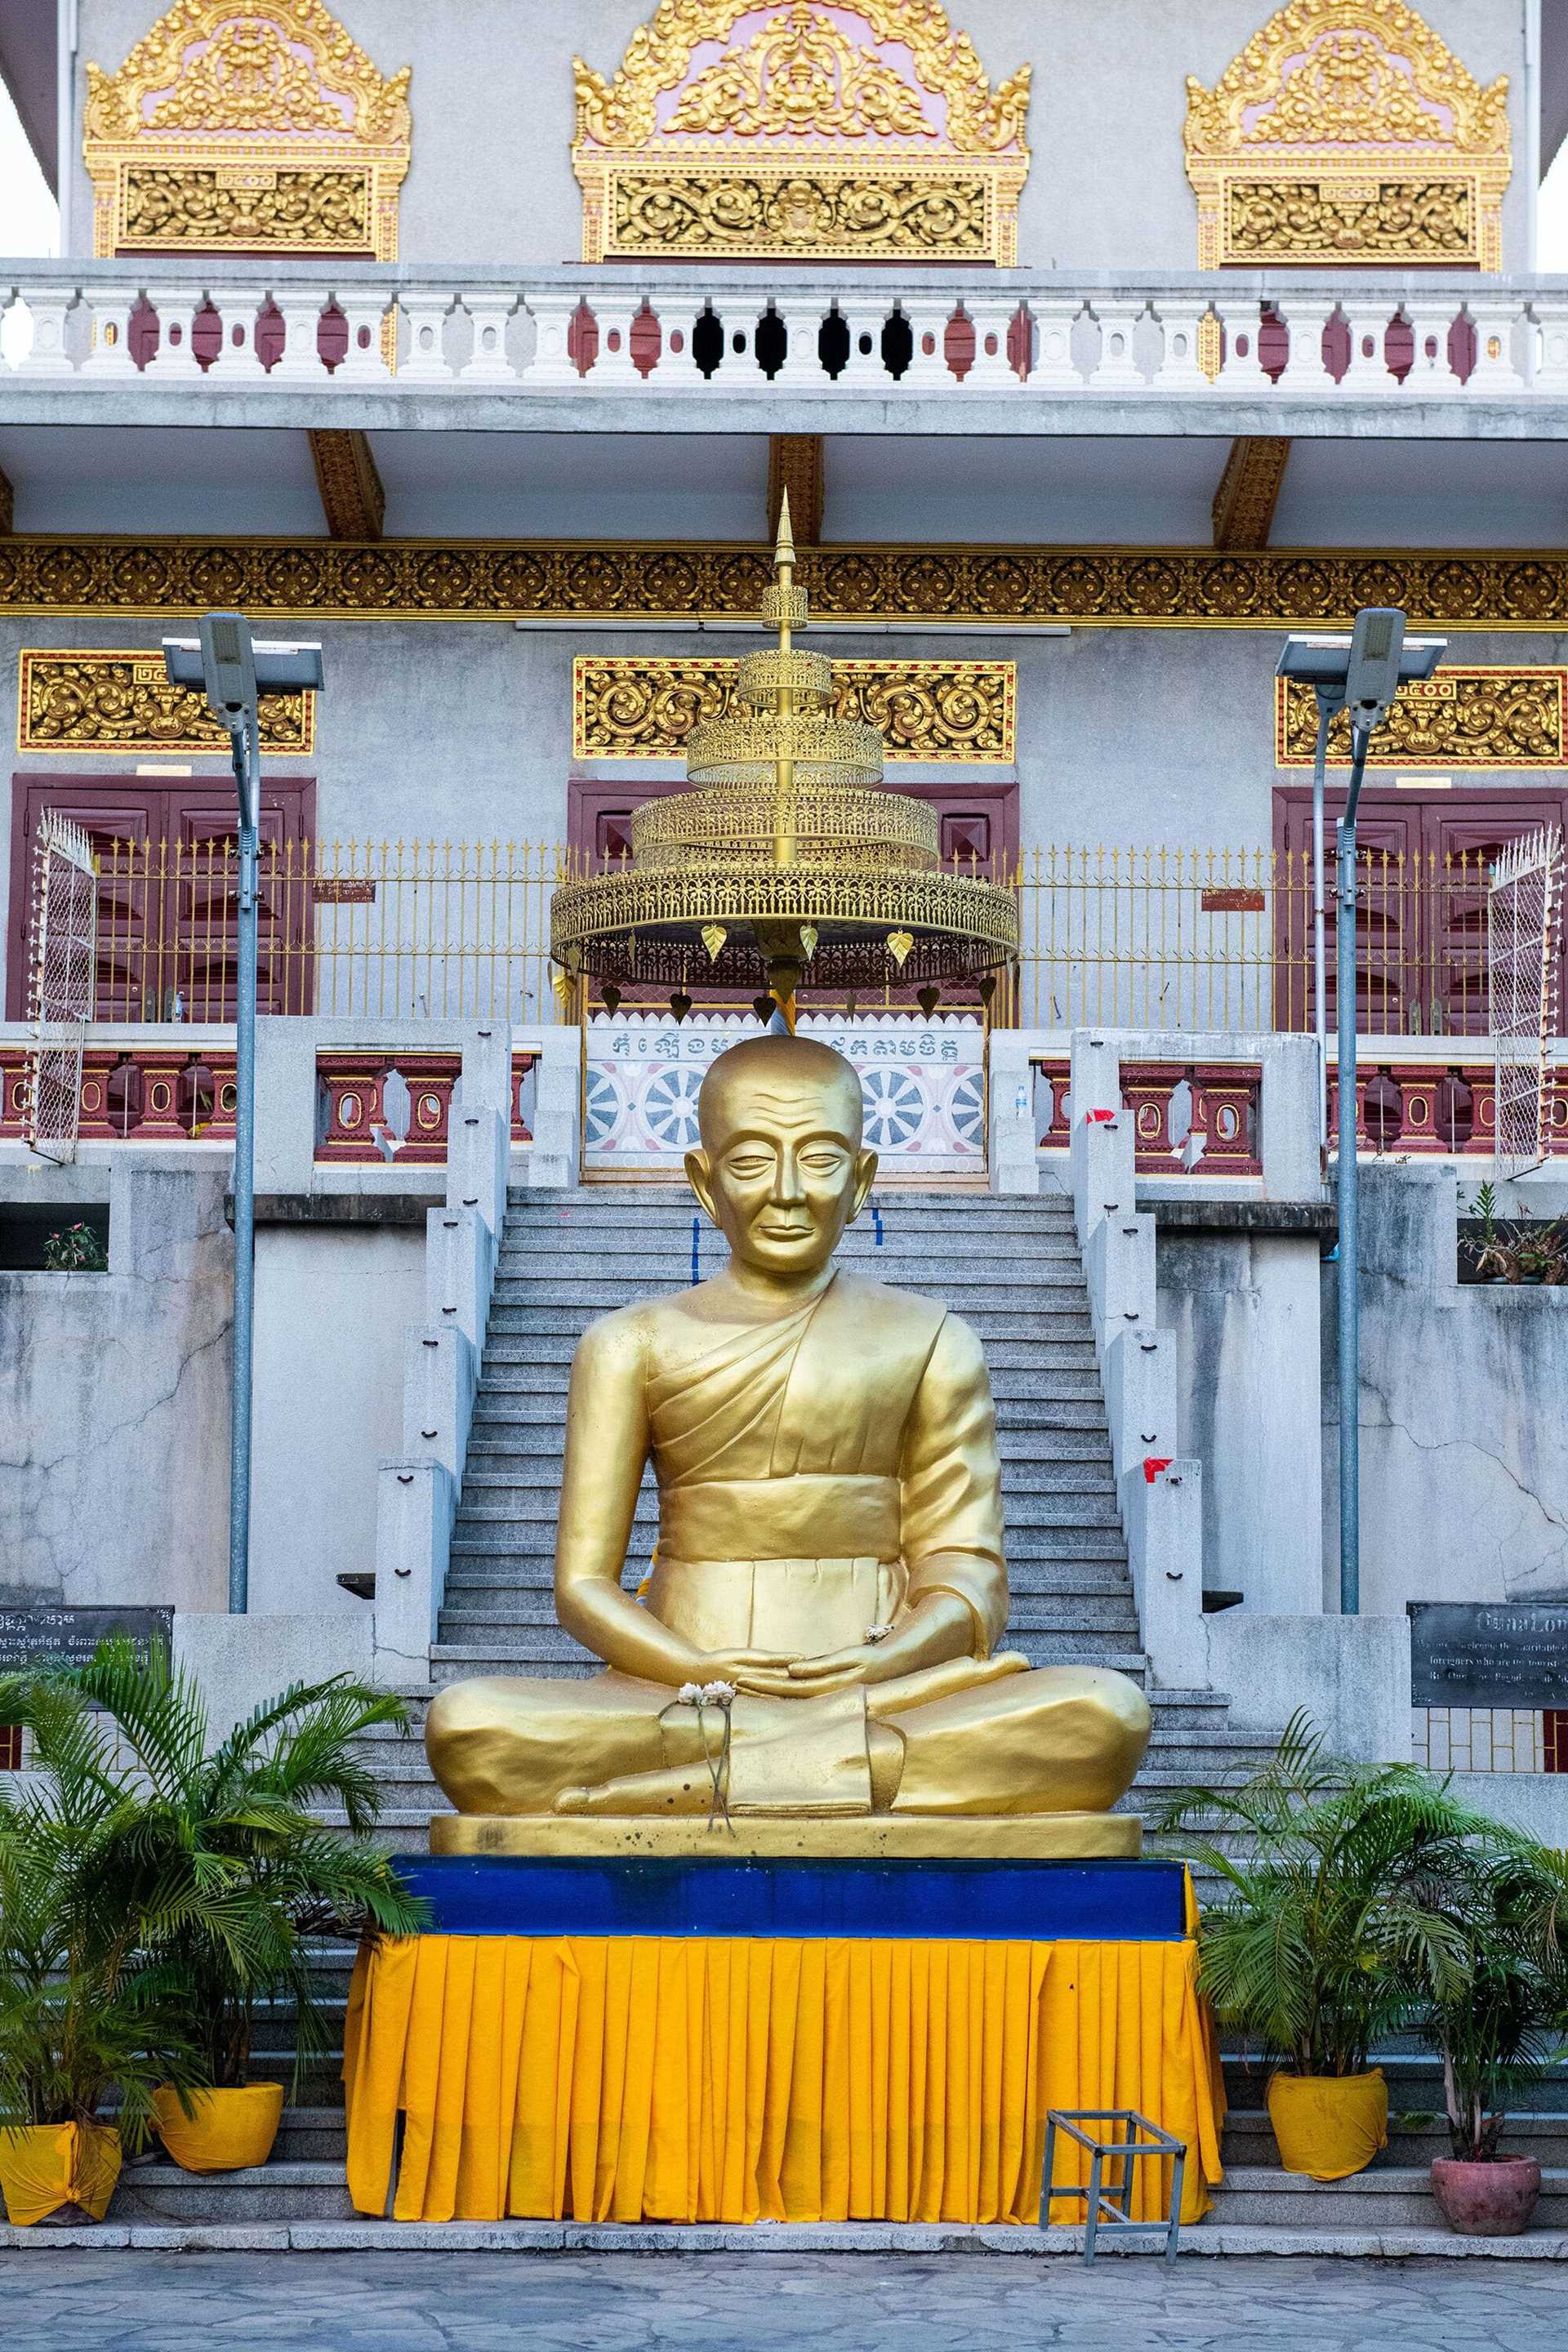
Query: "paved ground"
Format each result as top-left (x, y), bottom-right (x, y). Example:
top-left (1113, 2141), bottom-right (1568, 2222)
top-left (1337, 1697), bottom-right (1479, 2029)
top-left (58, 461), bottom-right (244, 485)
top-left (7, 2252), bottom-right (1567, 2351)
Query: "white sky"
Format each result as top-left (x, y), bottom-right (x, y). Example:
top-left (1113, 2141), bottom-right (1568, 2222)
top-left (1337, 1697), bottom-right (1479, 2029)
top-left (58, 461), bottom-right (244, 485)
top-left (0, 77), bottom-right (58, 257)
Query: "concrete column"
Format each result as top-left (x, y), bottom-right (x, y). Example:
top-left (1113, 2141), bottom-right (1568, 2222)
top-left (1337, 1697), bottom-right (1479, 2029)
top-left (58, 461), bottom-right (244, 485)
top-left (459, 291), bottom-right (519, 382)
top-left (252, 1018), bottom-right (319, 1193)
top-left (402, 1323), bottom-right (476, 1486)
top-left (987, 1030), bottom-right (1039, 1195)
top-left (399, 288), bottom-right (456, 382)
top-left (334, 293), bottom-right (394, 381)
top-left (1271, 297), bottom-right (1334, 393)
top-left (1120, 1457), bottom-right (1207, 1690)
top-left (203, 283), bottom-right (268, 379)
top-left (268, 289), bottom-right (329, 384)
top-left (1085, 1210), bottom-right (1156, 1347)
top-left (372, 1458), bottom-right (453, 1681)
top-left (1086, 300), bottom-right (1147, 390)
top-left (524, 1027), bottom-right (581, 1188)
top-left (15, 284), bottom-right (78, 376)
top-left (425, 1205), bottom-right (490, 1351)
top-left (521, 290), bottom-right (582, 385)
top-left (1530, 293), bottom-right (1568, 390)
top-left (1103, 1325), bottom-right (1178, 1484)
top-left (1028, 297), bottom-right (1083, 390)
top-left (1258, 1033), bottom-right (1323, 1196)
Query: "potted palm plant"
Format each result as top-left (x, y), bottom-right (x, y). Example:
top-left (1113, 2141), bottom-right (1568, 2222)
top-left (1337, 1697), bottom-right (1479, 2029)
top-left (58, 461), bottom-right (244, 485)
top-left (0, 1640), bottom-right (425, 2190)
top-left (0, 1673), bottom-right (199, 2224)
top-left (1155, 1716), bottom-right (1486, 2182)
top-left (1421, 1842), bottom-right (1568, 2235)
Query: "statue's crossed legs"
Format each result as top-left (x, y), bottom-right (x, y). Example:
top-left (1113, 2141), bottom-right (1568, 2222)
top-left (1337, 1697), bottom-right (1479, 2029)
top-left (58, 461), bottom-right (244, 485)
top-left (426, 1652), bottom-right (1152, 1820)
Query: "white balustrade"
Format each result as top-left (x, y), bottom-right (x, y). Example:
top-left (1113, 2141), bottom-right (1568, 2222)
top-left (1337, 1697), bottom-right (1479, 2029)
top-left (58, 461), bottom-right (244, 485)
top-left (898, 295), bottom-right (956, 388)
top-left (141, 283), bottom-right (206, 379)
top-left (458, 289), bottom-right (518, 383)
top-left (3, 267), bottom-right (1555, 408)
top-left (1530, 294), bottom-right (1568, 392)
top-left (15, 286), bottom-right (78, 376)
top-left (78, 288), bottom-right (140, 378)
top-left (520, 288), bottom-right (586, 385)
top-left (1339, 301), bottom-right (1393, 393)
top-left (203, 284), bottom-right (267, 379)
top-left (1463, 297), bottom-right (1528, 393)
top-left (961, 296), bottom-right (1021, 389)
top-left (773, 297), bottom-right (825, 386)
top-left (1150, 298), bottom-right (1209, 390)
top-left (1029, 295), bottom-right (1084, 390)
top-left (334, 292), bottom-right (394, 381)
top-left (399, 287), bottom-right (456, 382)
top-left (1215, 301), bottom-right (1272, 394)
top-left (1271, 296), bottom-right (1335, 393)
top-left (1086, 299), bottom-right (1147, 390)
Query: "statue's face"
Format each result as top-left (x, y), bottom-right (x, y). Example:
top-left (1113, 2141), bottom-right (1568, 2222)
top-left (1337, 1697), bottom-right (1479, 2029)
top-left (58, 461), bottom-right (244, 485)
top-left (687, 1066), bottom-right (876, 1279)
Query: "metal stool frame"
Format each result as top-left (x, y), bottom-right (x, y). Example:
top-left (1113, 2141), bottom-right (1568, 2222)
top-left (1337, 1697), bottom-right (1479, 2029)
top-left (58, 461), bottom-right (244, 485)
top-left (1040, 2107), bottom-right (1187, 2265)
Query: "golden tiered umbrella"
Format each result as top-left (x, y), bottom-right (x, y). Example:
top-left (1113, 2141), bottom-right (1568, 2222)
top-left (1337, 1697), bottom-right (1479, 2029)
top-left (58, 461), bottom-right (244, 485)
top-left (549, 497), bottom-right (1018, 1024)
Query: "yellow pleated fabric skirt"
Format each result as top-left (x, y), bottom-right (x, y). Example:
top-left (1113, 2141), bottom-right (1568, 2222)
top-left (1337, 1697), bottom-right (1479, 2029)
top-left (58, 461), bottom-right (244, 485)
top-left (342, 1927), bottom-right (1224, 2227)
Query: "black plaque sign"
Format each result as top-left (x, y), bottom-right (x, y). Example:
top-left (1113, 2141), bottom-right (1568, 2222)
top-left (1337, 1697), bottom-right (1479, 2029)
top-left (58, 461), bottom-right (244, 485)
top-left (1409, 1602), bottom-right (1568, 1710)
top-left (0, 1605), bottom-right (174, 1676)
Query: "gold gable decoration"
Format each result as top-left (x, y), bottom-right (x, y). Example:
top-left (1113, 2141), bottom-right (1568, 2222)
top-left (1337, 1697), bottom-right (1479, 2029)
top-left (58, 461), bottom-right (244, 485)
top-left (84, 0), bottom-right (411, 261)
top-left (572, 0), bottom-right (1031, 265)
top-left (1183, 0), bottom-right (1510, 270)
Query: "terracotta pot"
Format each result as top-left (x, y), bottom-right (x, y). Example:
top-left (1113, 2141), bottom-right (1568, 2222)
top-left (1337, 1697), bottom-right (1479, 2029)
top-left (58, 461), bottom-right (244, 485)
top-left (1431, 2155), bottom-right (1542, 2236)
top-left (0, 2123), bottom-right (122, 2225)
top-left (152, 2083), bottom-right (283, 2174)
top-left (1266, 2069), bottom-right (1388, 2180)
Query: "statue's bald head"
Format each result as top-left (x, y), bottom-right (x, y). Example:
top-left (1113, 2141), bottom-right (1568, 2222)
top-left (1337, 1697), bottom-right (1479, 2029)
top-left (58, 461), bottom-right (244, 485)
top-left (697, 1035), bottom-right (863, 1152)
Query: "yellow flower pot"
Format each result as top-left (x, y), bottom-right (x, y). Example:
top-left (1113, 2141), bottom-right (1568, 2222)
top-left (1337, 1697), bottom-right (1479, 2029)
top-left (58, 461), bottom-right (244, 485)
top-left (0, 2122), bottom-right (122, 2225)
top-left (152, 2083), bottom-right (283, 2174)
top-left (1267, 2069), bottom-right (1388, 2180)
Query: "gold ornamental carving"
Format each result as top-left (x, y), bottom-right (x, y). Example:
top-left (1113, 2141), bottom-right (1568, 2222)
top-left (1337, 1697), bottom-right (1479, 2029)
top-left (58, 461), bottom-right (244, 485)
top-left (1276, 665), bottom-right (1566, 768)
top-left (1183, 1), bottom-right (1511, 269)
top-left (572, 0), bottom-right (1030, 265)
top-left (84, 0), bottom-right (411, 261)
top-left (1, 538), bottom-right (1565, 634)
top-left (574, 657), bottom-right (1015, 763)
top-left (18, 649), bottom-right (314, 756)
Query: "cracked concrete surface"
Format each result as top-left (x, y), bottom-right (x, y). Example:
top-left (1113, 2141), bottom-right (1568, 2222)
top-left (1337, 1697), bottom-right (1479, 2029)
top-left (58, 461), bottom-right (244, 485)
top-left (3, 2250), bottom-right (1564, 2350)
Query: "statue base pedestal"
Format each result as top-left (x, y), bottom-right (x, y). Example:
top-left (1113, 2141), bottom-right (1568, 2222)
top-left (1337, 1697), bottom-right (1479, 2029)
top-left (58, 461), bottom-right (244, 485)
top-left (428, 1811), bottom-right (1142, 1860)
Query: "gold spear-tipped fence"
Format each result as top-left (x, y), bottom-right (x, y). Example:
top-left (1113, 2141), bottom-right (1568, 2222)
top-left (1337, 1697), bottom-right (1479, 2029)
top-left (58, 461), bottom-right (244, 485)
top-left (60, 834), bottom-right (1503, 1037)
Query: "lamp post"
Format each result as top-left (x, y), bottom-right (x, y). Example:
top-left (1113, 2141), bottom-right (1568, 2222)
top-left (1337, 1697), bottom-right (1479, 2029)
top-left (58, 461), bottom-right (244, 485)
top-left (1275, 614), bottom-right (1445, 1615)
top-left (163, 618), bottom-right (324, 1614)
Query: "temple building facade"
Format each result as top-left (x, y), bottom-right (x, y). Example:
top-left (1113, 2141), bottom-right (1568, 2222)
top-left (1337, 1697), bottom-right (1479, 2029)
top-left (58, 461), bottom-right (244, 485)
top-left (2, 0), bottom-right (1568, 1835)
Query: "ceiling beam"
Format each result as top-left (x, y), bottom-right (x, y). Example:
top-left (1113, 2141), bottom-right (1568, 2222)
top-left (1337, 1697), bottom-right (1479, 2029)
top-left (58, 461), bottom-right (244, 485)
top-left (1211, 436), bottom-right (1290, 550)
top-left (308, 430), bottom-right (385, 541)
top-left (767, 434), bottom-right (823, 544)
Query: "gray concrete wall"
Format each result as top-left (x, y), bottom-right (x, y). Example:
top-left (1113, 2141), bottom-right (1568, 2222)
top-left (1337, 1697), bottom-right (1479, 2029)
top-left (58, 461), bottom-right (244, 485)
top-left (1157, 1226), bottom-right (1325, 1613)
top-left (249, 1221), bottom-right (425, 1616)
top-left (1325, 1163), bottom-right (1568, 1614)
top-left (69, 0), bottom-right (1532, 272)
top-left (0, 1155), bottom-right (231, 1610)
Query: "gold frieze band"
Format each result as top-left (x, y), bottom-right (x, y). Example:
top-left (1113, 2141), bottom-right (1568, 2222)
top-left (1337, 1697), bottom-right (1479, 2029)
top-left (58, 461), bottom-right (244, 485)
top-left (0, 540), bottom-right (1564, 631)
top-left (1276, 665), bottom-right (1567, 768)
top-left (17, 648), bottom-right (315, 755)
top-left (574, 657), bottom-right (1015, 762)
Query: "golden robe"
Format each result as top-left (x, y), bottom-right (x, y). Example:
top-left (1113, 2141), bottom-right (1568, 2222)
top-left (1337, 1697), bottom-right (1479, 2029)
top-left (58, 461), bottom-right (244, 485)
top-left (426, 1272), bottom-right (1151, 1820)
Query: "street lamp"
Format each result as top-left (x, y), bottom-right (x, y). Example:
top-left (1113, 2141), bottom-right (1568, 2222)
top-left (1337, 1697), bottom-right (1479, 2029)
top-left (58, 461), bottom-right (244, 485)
top-left (163, 617), bottom-right (324, 1614)
top-left (1275, 612), bottom-right (1445, 1618)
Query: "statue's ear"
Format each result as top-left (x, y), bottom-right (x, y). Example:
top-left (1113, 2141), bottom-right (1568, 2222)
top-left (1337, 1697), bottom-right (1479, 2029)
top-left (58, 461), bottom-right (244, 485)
top-left (685, 1148), bottom-right (719, 1226)
top-left (850, 1149), bottom-right (878, 1220)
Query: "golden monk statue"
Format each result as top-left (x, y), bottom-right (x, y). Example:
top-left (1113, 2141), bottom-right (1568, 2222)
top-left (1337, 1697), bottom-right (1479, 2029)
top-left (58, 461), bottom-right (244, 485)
top-left (426, 1037), bottom-right (1151, 1854)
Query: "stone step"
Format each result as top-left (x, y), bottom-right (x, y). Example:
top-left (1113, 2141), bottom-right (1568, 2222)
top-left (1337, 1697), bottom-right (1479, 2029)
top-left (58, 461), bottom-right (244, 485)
top-left (508, 1191), bottom-right (1077, 1226)
top-left (436, 1594), bottom-right (1142, 1641)
top-left (497, 1235), bottom-right (1086, 1268)
top-left (116, 2164), bottom-right (359, 2223)
top-left (1223, 2109), bottom-right (1568, 2169)
top-left (1205, 2165), bottom-right (1568, 2231)
top-left (456, 1461), bottom-right (1120, 1502)
top-left (488, 1268), bottom-right (1091, 1310)
top-left (427, 1637), bottom-right (1151, 1682)
top-left (446, 1525), bottom-right (1130, 1566)
top-left (436, 1558), bottom-right (1138, 1601)
top-left (465, 1410), bottom-right (1114, 1452)
top-left (474, 1339), bottom-right (1103, 1378)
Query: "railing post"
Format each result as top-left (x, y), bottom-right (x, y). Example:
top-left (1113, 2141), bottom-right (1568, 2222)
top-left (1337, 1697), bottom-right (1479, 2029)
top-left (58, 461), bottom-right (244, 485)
top-left (203, 284), bottom-right (267, 378)
top-left (1463, 296), bottom-right (1528, 393)
top-left (521, 288), bottom-right (586, 385)
top-left (961, 296), bottom-right (1021, 387)
top-left (1028, 296), bottom-right (1084, 390)
top-left (399, 287), bottom-right (456, 382)
top-left (899, 295), bottom-right (956, 386)
top-left (1086, 299), bottom-right (1147, 390)
top-left (458, 290), bottom-right (519, 382)
top-left (79, 287), bottom-right (140, 377)
top-left (268, 287), bottom-right (327, 383)
top-left (1150, 297), bottom-right (1209, 391)
top-left (1272, 296), bottom-right (1335, 392)
top-left (14, 283), bottom-right (78, 376)
top-left (333, 292), bottom-right (394, 381)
